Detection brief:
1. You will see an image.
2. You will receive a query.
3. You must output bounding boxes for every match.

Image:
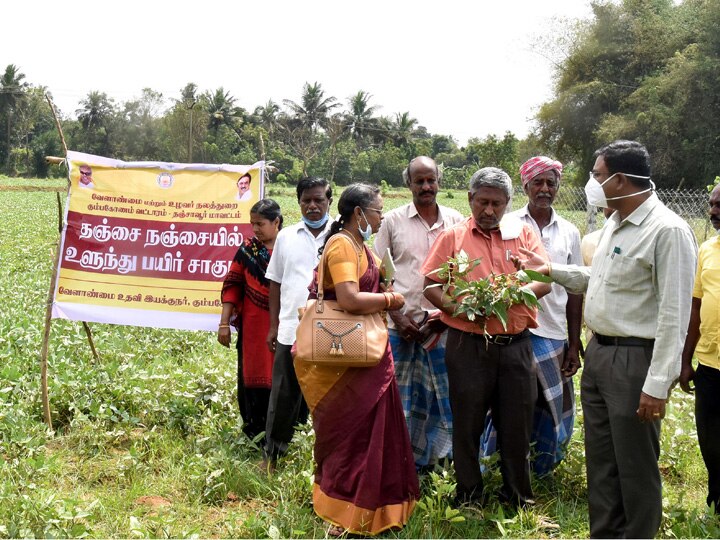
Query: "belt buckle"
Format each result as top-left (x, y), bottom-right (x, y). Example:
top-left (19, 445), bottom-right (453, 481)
top-left (493, 334), bottom-right (513, 346)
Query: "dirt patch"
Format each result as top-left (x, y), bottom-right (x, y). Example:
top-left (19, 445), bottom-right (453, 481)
top-left (135, 495), bottom-right (172, 507)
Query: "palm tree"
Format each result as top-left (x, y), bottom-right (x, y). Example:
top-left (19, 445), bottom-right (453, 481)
top-left (203, 87), bottom-right (242, 135)
top-left (392, 111), bottom-right (418, 146)
top-left (76, 91), bottom-right (115, 130)
top-left (346, 90), bottom-right (379, 145)
top-left (0, 64), bottom-right (28, 169)
top-left (253, 100), bottom-right (281, 136)
top-left (283, 81), bottom-right (339, 133)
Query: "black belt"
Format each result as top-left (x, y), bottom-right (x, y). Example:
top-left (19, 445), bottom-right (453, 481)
top-left (594, 333), bottom-right (655, 347)
top-left (485, 329), bottom-right (530, 346)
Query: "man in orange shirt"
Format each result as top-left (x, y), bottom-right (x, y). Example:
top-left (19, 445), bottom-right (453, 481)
top-left (422, 167), bottom-right (550, 507)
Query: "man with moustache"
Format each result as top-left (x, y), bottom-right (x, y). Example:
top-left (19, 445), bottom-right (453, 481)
top-left (263, 177), bottom-right (333, 471)
top-left (680, 182), bottom-right (720, 514)
top-left (374, 156), bottom-right (463, 472)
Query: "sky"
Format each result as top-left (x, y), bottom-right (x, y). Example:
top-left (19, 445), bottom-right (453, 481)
top-left (4, 0), bottom-right (595, 145)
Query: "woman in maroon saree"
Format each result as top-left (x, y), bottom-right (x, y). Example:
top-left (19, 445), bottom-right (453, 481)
top-left (218, 199), bottom-right (282, 442)
top-left (294, 184), bottom-right (419, 536)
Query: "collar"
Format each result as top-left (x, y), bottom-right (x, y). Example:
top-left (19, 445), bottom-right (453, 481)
top-left (409, 202), bottom-right (443, 225)
top-left (517, 204), bottom-right (558, 227)
top-left (469, 216), bottom-right (501, 238)
top-left (297, 218), bottom-right (332, 236)
top-left (617, 193), bottom-right (660, 227)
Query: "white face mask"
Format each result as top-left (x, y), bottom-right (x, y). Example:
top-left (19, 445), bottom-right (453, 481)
top-left (584, 172), bottom-right (654, 208)
top-left (358, 209), bottom-right (372, 241)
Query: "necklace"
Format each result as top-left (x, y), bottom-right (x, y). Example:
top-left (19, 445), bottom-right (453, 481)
top-left (340, 229), bottom-right (363, 254)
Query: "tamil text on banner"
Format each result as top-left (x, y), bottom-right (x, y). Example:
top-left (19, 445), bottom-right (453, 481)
top-left (51, 151), bottom-right (264, 330)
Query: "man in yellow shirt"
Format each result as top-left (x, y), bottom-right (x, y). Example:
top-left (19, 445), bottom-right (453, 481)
top-left (680, 183), bottom-right (720, 513)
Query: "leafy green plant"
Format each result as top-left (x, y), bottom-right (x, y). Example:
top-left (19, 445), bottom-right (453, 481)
top-left (426, 249), bottom-right (552, 333)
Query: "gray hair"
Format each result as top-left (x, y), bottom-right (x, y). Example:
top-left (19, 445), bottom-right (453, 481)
top-left (468, 167), bottom-right (513, 206)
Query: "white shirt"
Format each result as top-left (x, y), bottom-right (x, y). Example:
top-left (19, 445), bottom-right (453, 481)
top-left (550, 194), bottom-right (698, 398)
top-left (265, 220), bottom-right (332, 345)
top-left (511, 205), bottom-right (582, 340)
top-left (373, 202), bottom-right (464, 328)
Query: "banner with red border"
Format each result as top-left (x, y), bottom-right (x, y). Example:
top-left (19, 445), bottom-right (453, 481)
top-left (51, 151), bottom-right (264, 330)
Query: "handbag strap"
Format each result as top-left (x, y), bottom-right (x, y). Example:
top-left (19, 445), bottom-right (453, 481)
top-left (316, 233), bottom-right (363, 311)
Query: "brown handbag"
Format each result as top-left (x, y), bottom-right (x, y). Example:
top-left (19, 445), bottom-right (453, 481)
top-left (294, 235), bottom-right (388, 368)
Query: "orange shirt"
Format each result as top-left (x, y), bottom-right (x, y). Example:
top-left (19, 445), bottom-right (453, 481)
top-left (421, 216), bottom-right (548, 335)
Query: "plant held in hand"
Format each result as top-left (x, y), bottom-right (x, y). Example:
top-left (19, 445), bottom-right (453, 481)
top-left (425, 249), bottom-right (552, 334)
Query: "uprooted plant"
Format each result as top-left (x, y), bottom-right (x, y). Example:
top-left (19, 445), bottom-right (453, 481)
top-left (425, 249), bottom-right (552, 334)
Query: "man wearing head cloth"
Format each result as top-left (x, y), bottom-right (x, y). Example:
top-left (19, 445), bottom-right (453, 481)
top-left (480, 156), bottom-right (583, 477)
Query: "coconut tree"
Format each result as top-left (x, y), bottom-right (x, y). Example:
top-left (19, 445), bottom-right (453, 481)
top-left (283, 81), bottom-right (339, 133)
top-left (203, 87), bottom-right (244, 136)
top-left (253, 100), bottom-right (281, 136)
top-left (392, 111), bottom-right (418, 146)
top-left (346, 90), bottom-right (379, 147)
top-left (0, 64), bottom-right (28, 170)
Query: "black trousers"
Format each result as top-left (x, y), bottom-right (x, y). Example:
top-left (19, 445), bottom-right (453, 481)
top-left (582, 338), bottom-right (661, 539)
top-left (445, 328), bottom-right (536, 505)
top-left (695, 363), bottom-right (720, 511)
top-left (264, 343), bottom-right (309, 460)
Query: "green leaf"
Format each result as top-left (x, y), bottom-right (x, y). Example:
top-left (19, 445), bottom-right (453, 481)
top-left (520, 269), bottom-right (553, 283)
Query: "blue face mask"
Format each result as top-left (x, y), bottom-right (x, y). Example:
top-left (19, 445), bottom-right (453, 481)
top-left (302, 213), bottom-right (329, 229)
top-left (358, 210), bottom-right (372, 241)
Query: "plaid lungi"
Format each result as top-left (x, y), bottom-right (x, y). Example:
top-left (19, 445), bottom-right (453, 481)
top-left (480, 334), bottom-right (575, 476)
top-left (389, 328), bottom-right (453, 467)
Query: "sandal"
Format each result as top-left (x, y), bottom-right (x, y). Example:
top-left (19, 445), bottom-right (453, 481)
top-left (327, 525), bottom-right (345, 537)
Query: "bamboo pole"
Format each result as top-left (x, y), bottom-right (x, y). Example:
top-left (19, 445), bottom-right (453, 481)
top-left (37, 95), bottom-right (72, 429)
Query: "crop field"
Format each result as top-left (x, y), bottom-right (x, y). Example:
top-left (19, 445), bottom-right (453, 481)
top-left (0, 177), bottom-right (717, 538)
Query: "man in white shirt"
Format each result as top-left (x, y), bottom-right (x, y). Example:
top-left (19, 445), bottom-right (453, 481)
top-left (521, 140), bottom-right (697, 538)
top-left (263, 177), bottom-right (333, 469)
top-left (236, 173), bottom-right (253, 202)
top-left (374, 156), bottom-right (463, 472)
top-left (481, 156), bottom-right (582, 476)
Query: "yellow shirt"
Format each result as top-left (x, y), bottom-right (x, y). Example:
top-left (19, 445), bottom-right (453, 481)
top-left (692, 235), bottom-right (720, 369)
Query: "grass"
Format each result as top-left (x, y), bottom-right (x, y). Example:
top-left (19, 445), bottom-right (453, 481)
top-left (0, 177), bottom-right (718, 538)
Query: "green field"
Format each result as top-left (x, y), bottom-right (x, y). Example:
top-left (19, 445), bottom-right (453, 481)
top-left (0, 178), bottom-right (718, 538)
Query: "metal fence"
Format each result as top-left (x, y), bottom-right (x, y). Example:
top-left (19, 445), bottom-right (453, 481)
top-left (515, 186), bottom-right (714, 242)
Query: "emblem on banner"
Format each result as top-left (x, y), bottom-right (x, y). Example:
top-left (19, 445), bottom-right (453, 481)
top-left (157, 173), bottom-right (174, 189)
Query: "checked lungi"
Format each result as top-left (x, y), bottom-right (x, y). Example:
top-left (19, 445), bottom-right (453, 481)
top-left (389, 328), bottom-right (453, 468)
top-left (480, 334), bottom-right (575, 475)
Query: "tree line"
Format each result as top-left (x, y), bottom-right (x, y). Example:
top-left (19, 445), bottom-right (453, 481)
top-left (1, 0), bottom-right (718, 189)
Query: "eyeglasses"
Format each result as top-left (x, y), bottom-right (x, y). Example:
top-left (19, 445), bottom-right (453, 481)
top-left (80, 171), bottom-right (91, 176)
top-left (364, 207), bottom-right (383, 215)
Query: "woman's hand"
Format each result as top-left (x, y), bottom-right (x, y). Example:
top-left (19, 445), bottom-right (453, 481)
top-left (217, 326), bottom-right (231, 347)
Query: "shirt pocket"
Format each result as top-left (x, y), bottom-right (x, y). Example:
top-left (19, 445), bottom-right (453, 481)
top-left (603, 253), bottom-right (651, 291)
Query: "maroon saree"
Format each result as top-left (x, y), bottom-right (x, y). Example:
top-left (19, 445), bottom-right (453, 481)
top-left (294, 245), bottom-right (419, 535)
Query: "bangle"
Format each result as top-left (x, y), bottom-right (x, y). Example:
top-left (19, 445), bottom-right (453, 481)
top-left (383, 292), bottom-right (392, 309)
top-left (218, 324), bottom-right (230, 328)
top-left (546, 260), bottom-right (552, 276)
